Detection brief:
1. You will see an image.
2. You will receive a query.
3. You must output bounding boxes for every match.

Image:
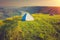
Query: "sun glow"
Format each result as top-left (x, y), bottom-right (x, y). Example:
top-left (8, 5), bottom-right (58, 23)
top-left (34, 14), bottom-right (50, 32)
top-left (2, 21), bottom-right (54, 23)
top-left (54, 0), bottom-right (60, 6)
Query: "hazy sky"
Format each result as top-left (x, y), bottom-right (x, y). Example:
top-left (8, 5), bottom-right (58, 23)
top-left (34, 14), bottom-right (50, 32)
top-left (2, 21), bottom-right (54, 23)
top-left (0, 0), bottom-right (60, 7)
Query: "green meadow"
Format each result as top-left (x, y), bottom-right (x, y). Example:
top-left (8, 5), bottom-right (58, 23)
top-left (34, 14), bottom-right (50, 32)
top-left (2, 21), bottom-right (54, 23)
top-left (0, 14), bottom-right (60, 40)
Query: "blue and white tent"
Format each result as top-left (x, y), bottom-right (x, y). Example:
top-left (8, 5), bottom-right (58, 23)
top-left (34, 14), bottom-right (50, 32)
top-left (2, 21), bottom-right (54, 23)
top-left (21, 11), bottom-right (34, 21)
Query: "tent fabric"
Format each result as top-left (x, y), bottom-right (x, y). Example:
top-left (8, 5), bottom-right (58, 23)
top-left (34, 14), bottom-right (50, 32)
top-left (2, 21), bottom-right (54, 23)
top-left (26, 13), bottom-right (34, 21)
top-left (22, 13), bottom-right (34, 21)
top-left (22, 13), bottom-right (27, 21)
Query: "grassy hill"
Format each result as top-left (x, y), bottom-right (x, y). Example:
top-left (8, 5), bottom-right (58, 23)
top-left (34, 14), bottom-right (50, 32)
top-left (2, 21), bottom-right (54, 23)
top-left (0, 14), bottom-right (60, 40)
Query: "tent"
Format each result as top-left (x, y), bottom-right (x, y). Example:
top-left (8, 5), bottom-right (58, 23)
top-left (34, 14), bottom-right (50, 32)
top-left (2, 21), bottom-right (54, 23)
top-left (22, 12), bottom-right (34, 21)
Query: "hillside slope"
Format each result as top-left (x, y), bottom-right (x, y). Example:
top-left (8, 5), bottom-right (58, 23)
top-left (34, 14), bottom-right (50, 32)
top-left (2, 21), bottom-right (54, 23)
top-left (0, 14), bottom-right (60, 40)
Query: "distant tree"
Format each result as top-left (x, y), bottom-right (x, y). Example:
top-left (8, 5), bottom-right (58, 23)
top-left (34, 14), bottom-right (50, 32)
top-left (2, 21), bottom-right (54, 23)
top-left (48, 8), bottom-right (57, 16)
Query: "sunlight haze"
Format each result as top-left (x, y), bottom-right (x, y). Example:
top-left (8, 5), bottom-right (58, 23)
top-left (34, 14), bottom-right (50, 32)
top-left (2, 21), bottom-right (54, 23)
top-left (0, 0), bottom-right (60, 7)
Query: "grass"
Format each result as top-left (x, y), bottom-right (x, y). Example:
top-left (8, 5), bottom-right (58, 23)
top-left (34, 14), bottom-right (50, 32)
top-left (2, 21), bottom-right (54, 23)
top-left (0, 14), bottom-right (60, 40)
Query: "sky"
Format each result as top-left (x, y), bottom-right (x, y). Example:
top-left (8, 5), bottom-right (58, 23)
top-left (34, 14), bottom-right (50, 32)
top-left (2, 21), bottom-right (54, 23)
top-left (0, 0), bottom-right (60, 7)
